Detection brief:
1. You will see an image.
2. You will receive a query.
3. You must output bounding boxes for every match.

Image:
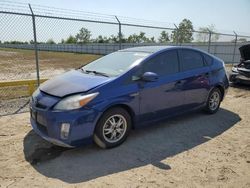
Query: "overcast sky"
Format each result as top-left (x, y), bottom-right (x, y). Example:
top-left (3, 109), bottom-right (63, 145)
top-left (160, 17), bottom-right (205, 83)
top-left (13, 0), bottom-right (250, 35)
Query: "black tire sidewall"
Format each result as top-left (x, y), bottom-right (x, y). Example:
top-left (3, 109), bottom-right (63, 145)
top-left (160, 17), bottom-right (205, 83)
top-left (94, 107), bottom-right (131, 149)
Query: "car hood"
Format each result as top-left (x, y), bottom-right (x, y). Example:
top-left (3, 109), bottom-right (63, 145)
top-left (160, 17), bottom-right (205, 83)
top-left (239, 44), bottom-right (250, 61)
top-left (40, 70), bottom-right (112, 97)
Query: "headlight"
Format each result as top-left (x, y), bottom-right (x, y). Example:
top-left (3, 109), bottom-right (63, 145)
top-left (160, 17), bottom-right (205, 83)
top-left (32, 88), bottom-right (40, 97)
top-left (32, 88), bottom-right (40, 101)
top-left (53, 92), bottom-right (99, 110)
top-left (232, 66), bottom-right (238, 72)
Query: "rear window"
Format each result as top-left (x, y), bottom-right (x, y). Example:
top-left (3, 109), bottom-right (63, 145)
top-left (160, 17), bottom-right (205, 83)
top-left (179, 49), bottom-right (204, 71)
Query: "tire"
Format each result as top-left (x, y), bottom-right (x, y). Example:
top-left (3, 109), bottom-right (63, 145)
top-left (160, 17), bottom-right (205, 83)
top-left (204, 87), bottom-right (222, 114)
top-left (93, 107), bottom-right (131, 149)
top-left (229, 74), bottom-right (235, 83)
top-left (229, 74), bottom-right (238, 84)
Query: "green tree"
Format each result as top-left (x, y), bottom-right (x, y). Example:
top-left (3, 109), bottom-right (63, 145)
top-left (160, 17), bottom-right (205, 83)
top-left (46, 39), bottom-right (55, 44)
top-left (158, 31), bottom-right (170, 43)
top-left (127, 34), bottom-right (138, 43)
top-left (75, 27), bottom-right (91, 43)
top-left (127, 32), bottom-right (149, 43)
top-left (95, 36), bottom-right (110, 43)
top-left (149, 37), bottom-right (156, 43)
top-left (171, 19), bottom-right (194, 43)
top-left (120, 33), bottom-right (127, 43)
top-left (102, 36), bottom-right (109, 43)
top-left (108, 34), bottom-right (118, 43)
top-left (94, 35), bottom-right (105, 43)
top-left (107, 32), bottom-right (126, 43)
top-left (238, 38), bottom-right (247, 42)
top-left (138, 32), bottom-right (148, 43)
top-left (196, 24), bottom-right (219, 42)
top-left (65, 35), bottom-right (77, 44)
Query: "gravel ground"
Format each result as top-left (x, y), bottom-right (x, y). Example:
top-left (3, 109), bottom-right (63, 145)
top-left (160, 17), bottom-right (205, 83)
top-left (0, 97), bottom-right (30, 116)
top-left (0, 86), bottom-right (249, 188)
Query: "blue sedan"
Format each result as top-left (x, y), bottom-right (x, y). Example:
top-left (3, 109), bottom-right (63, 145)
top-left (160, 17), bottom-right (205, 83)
top-left (30, 46), bottom-right (229, 148)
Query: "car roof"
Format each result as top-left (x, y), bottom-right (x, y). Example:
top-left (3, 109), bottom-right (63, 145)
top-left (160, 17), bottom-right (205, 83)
top-left (119, 45), bottom-right (221, 62)
top-left (119, 46), bottom-right (173, 53)
top-left (119, 45), bottom-right (202, 54)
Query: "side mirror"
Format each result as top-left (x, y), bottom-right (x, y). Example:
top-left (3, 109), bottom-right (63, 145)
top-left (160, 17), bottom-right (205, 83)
top-left (141, 72), bottom-right (159, 82)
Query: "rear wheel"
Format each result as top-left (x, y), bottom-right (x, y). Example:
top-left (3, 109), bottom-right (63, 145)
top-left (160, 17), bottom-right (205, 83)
top-left (94, 107), bottom-right (131, 149)
top-left (205, 88), bottom-right (222, 114)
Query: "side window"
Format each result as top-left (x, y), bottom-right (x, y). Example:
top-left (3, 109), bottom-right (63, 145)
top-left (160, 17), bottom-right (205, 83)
top-left (143, 50), bottom-right (179, 76)
top-left (179, 49), bottom-right (204, 71)
top-left (203, 53), bottom-right (213, 66)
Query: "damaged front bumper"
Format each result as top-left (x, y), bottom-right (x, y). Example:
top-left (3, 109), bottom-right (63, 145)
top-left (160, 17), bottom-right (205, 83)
top-left (229, 67), bottom-right (250, 84)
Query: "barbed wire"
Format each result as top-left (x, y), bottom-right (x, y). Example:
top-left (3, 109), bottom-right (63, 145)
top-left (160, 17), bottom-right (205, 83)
top-left (0, 0), bottom-right (250, 37)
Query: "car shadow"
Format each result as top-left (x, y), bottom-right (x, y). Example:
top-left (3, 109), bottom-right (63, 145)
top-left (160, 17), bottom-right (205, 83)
top-left (23, 108), bottom-right (241, 183)
top-left (230, 82), bottom-right (250, 90)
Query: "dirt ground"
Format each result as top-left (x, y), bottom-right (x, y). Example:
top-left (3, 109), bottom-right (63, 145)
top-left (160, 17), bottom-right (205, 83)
top-left (0, 87), bottom-right (249, 188)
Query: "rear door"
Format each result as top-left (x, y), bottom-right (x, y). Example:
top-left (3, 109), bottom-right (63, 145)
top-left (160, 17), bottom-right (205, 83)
top-left (178, 49), bottom-right (211, 109)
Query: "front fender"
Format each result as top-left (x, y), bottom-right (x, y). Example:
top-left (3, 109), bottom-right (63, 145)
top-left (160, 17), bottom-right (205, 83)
top-left (92, 93), bottom-right (139, 114)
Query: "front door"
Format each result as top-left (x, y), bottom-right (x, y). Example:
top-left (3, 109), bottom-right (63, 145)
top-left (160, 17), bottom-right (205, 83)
top-left (138, 50), bottom-right (186, 123)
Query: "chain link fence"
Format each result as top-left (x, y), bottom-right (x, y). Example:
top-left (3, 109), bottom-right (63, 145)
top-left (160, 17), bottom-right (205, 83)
top-left (0, 0), bottom-right (250, 115)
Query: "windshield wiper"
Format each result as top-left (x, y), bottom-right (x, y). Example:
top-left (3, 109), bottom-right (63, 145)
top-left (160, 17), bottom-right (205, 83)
top-left (82, 69), bottom-right (110, 77)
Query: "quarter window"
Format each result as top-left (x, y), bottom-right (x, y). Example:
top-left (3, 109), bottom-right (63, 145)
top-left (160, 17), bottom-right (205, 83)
top-left (179, 50), bottom-right (204, 71)
top-left (203, 53), bottom-right (213, 66)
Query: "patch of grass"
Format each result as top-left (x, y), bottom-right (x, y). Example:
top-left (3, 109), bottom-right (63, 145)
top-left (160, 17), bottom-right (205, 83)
top-left (0, 85), bottom-right (29, 99)
top-left (0, 48), bottom-right (102, 75)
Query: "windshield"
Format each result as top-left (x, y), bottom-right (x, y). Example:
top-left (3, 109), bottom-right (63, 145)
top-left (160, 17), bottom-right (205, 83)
top-left (81, 51), bottom-right (150, 77)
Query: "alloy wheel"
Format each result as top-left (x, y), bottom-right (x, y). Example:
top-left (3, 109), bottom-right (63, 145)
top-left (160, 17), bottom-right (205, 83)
top-left (209, 91), bottom-right (220, 111)
top-left (102, 114), bottom-right (127, 143)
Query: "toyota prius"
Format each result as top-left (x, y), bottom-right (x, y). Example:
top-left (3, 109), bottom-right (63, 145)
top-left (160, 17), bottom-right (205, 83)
top-left (30, 46), bottom-right (229, 148)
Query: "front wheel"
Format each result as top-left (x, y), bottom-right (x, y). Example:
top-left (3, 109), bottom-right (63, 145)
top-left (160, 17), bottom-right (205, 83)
top-left (93, 107), bottom-right (131, 149)
top-left (204, 88), bottom-right (222, 114)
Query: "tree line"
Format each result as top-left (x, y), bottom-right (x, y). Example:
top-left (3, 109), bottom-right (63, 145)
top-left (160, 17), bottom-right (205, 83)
top-left (0, 19), bottom-right (247, 45)
top-left (57, 19), bottom-right (222, 44)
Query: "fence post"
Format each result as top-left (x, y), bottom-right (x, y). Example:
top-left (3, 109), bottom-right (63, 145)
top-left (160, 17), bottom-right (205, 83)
top-left (29, 4), bottom-right (40, 86)
top-left (232, 31), bottom-right (238, 65)
top-left (208, 30), bottom-right (212, 53)
top-left (115, 16), bottom-right (122, 50)
top-left (174, 24), bottom-right (179, 45)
